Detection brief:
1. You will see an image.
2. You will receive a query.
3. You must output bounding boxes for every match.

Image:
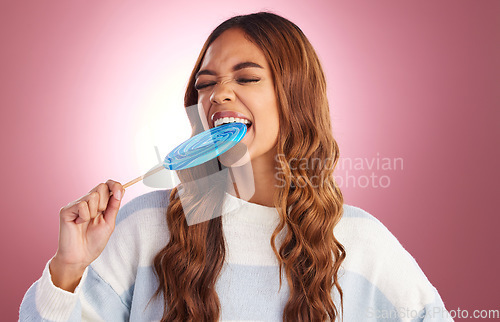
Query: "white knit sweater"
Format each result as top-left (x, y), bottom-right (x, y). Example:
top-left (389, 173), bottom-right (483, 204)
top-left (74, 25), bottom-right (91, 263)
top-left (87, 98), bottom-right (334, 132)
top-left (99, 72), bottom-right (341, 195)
top-left (20, 189), bottom-right (453, 321)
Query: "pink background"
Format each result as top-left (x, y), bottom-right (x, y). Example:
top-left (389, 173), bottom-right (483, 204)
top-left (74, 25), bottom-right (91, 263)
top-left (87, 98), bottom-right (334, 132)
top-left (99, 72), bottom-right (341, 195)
top-left (1, 0), bottom-right (498, 319)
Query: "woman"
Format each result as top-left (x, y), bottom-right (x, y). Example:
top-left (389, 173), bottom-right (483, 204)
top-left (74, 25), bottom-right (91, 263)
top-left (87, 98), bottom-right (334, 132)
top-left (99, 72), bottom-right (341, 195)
top-left (20, 12), bottom-right (452, 321)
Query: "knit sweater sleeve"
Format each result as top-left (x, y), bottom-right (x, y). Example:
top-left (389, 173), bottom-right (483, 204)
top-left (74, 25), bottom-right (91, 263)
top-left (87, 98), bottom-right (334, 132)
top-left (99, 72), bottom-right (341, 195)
top-left (18, 225), bottom-right (135, 321)
top-left (19, 256), bottom-right (129, 321)
top-left (337, 205), bottom-right (454, 321)
top-left (18, 189), bottom-right (171, 321)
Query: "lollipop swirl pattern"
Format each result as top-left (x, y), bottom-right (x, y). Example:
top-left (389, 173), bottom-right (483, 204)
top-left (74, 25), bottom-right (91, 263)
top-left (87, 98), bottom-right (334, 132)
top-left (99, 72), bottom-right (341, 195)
top-left (163, 122), bottom-right (247, 170)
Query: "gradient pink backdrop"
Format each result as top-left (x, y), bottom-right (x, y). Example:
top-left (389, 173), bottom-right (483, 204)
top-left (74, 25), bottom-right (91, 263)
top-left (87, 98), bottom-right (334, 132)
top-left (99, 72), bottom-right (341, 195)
top-left (1, 0), bottom-right (499, 320)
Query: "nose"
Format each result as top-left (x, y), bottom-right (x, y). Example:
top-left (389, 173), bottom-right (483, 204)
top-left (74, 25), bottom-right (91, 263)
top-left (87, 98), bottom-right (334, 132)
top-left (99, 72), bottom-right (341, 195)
top-left (209, 81), bottom-right (235, 104)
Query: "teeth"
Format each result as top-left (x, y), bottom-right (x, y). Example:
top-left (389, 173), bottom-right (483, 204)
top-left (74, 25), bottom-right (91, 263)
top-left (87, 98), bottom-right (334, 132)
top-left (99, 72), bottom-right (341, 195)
top-left (214, 117), bottom-right (252, 127)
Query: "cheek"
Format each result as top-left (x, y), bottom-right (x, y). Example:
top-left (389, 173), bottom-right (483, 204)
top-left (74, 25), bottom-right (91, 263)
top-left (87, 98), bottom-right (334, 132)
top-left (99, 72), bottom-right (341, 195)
top-left (246, 87), bottom-right (279, 133)
top-left (256, 105), bottom-right (280, 142)
top-left (197, 95), bottom-right (211, 118)
top-left (247, 86), bottom-right (278, 114)
top-left (260, 91), bottom-right (280, 124)
top-left (266, 99), bottom-right (280, 143)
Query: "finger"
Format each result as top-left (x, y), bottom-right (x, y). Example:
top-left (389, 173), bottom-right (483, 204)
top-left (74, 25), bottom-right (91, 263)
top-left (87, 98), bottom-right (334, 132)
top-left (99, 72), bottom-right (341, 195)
top-left (60, 203), bottom-right (78, 223)
top-left (95, 183), bottom-right (110, 213)
top-left (85, 191), bottom-right (100, 220)
top-left (103, 180), bottom-right (124, 227)
top-left (103, 194), bottom-right (122, 227)
top-left (74, 200), bottom-right (91, 224)
top-left (106, 179), bottom-right (124, 202)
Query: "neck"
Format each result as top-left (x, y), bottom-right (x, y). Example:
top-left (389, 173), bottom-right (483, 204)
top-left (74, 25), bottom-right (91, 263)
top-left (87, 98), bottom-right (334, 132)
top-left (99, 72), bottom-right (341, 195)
top-left (226, 148), bottom-right (278, 208)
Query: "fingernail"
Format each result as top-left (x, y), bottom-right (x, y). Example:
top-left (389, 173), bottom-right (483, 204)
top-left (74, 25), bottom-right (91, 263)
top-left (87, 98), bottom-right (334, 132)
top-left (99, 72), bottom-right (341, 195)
top-left (114, 189), bottom-right (122, 201)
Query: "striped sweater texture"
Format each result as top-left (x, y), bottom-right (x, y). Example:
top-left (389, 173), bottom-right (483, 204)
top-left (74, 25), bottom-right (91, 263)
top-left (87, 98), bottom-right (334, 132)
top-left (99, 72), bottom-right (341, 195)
top-left (20, 189), bottom-right (453, 321)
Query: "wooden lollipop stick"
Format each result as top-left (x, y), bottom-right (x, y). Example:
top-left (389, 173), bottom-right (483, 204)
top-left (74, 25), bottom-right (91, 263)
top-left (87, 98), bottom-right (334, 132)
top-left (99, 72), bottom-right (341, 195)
top-left (122, 164), bottom-right (165, 189)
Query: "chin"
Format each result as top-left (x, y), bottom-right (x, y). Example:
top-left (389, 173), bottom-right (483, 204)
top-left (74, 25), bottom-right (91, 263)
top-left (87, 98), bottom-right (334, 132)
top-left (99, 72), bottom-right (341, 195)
top-left (219, 142), bottom-right (253, 167)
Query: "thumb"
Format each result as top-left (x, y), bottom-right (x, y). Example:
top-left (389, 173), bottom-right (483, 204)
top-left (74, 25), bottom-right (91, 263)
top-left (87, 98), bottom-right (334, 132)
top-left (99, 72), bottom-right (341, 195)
top-left (103, 189), bottom-right (124, 228)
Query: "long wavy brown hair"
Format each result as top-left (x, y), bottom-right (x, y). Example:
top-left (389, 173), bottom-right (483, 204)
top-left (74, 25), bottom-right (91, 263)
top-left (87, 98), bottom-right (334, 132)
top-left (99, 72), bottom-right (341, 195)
top-left (153, 11), bottom-right (346, 321)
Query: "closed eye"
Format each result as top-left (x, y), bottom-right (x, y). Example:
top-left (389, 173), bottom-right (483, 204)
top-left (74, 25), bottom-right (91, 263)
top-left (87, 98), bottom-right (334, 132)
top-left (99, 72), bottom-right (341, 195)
top-left (194, 82), bottom-right (216, 90)
top-left (237, 78), bottom-right (260, 84)
top-left (195, 78), bottom-right (260, 91)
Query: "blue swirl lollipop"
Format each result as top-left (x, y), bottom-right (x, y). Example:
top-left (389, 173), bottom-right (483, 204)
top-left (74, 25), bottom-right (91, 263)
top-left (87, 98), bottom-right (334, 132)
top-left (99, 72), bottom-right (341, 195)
top-left (163, 122), bottom-right (247, 170)
top-left (120, 122), bottom-right (247, 190)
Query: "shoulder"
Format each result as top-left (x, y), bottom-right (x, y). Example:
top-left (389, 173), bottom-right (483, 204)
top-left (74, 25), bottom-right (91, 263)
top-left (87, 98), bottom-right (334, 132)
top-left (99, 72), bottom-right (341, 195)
top-left (115, 189), bottom-right (172, 226)
top-left (336, 204), bottom-right (399, 247)
top-left (110, 188), bottom-right (173, 259)
top-left (336, 204), bottom-right (410, 255)
top-left (335, 204), bottom-right (442, 315)
top-left (336, 204), bottom-right (403, 260)
top-left (112, 189), bottom-right (172, 256)
top-left (335, 203), bottom-right (423, 274)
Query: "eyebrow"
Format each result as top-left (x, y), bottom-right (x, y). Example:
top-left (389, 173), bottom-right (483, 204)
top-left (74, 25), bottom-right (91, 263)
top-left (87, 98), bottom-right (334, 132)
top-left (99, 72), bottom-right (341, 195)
top-left (195, 61), bottom-right (264, 79)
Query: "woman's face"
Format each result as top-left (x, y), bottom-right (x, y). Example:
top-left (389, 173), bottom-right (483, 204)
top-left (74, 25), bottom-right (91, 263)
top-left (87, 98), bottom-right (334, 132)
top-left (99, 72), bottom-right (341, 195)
top-left (195, 28), bottom-right (280, 164)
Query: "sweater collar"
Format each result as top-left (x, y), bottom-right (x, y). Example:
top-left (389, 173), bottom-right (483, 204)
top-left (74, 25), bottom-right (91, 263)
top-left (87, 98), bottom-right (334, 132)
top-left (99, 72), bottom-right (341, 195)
top-left (222, 192), bottom-right (281, 227)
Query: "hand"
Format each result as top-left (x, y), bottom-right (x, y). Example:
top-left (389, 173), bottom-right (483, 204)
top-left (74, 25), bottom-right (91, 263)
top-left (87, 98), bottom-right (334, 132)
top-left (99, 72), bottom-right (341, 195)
top-left (49, 179), bottom-right (124, 292)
